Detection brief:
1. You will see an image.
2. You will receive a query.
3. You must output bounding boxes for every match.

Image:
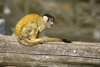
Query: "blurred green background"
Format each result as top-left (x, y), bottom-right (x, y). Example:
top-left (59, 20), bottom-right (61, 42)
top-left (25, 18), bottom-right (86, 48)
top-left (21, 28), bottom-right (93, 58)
top-left (0, 0), bottom-right (100, 42)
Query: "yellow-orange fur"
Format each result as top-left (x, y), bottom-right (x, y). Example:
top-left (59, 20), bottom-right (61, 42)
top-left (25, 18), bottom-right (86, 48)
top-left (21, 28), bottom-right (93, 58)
top-left (15, 14), bottom-right (71, 45)
top-left (16, 14), bottom-right (39, 38)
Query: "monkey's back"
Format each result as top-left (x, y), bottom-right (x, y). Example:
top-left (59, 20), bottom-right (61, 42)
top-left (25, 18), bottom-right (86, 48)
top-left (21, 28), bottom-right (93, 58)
top-left (15, 14), bottom-right (40, 38)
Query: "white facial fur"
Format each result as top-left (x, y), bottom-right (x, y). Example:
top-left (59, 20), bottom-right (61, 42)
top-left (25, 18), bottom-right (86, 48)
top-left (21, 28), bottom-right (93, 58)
top-left (43, 16), bottom-right (54, 28)
top-left (43, 16), bottom-right (48, 22)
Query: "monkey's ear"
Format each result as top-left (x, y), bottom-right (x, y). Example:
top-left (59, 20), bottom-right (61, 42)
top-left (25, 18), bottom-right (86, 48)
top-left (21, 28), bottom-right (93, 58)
top-left (43, 16), bottom-right (48, 22)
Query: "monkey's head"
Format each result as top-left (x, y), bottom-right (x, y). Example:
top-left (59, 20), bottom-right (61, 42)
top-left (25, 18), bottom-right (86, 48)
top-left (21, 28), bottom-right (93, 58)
top-left (42, 14), bottom-right (55, 28)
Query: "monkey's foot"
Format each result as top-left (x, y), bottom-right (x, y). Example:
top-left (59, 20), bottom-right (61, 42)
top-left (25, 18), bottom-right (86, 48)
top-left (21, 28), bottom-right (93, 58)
top-left (36, 39), bottom-right (41, 41)
top-left (31, 38), bottom-right (41, 41)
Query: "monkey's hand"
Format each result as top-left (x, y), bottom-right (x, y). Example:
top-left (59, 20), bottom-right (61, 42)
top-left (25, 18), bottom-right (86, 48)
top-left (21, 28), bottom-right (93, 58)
top-left (62, 39), bottom-right (71, 43)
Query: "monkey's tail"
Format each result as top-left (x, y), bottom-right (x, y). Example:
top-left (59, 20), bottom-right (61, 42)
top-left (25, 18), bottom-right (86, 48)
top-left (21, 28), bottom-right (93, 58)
top-left (17, 38), bottom-right (29, 45)
top-left (24, 38), bottom-right (71, 46)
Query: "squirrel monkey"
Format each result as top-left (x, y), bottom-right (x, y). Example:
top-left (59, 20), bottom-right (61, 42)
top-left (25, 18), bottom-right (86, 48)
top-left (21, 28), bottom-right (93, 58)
top-left (15, 14), bottom-right (71, 45)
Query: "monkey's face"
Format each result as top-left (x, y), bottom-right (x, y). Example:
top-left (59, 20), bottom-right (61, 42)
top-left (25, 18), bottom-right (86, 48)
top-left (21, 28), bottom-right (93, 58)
top-left (47, 20), bottom-right (54, 28)
top-left (43, 16), bottom-right (54, 28)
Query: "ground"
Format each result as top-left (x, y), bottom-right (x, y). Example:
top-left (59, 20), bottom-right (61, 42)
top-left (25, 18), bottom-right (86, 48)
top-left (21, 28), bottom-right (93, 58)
top-left (0, 34), bottom-right (100, 67)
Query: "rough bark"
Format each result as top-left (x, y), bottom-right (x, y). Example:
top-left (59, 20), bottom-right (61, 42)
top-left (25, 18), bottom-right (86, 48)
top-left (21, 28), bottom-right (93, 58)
top-left (0, 34), bottom-right (100, 67)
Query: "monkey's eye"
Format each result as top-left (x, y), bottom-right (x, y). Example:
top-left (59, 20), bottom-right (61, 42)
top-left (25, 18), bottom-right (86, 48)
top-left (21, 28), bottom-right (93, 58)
top-left (50, 20), bottom-right (53, 23)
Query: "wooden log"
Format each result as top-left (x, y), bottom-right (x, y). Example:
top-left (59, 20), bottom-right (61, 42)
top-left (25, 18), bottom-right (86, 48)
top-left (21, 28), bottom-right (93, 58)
top-left (0, 34), bottom-right (100, 67)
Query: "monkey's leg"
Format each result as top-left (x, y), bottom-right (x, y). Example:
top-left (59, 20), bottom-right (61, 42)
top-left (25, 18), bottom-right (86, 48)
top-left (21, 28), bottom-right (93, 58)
top-left (30, 30), bottom-right (39, 41)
